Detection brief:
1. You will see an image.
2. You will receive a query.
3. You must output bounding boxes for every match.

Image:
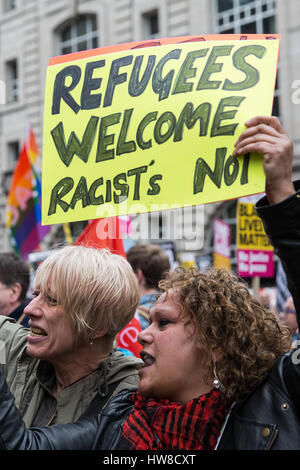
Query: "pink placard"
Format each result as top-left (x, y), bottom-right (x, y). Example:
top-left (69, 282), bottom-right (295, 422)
top-left (237, 249), bottom-right (274, 278)
top-left (214, 219), bottom-right (231, 258)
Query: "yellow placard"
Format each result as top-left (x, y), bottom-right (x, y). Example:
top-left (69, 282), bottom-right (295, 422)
top-left (42, 37), bottom-right (280, 225)
top-left (213, 252), bottom-right (231, 271)
top-left (236, 202), bottom-right (273, 251)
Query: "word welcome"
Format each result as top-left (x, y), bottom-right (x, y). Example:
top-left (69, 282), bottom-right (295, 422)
top-left (51, 97), bottom-right (245, 168)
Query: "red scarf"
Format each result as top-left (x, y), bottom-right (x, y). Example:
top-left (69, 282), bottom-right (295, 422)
top-left (119, 389), bottom-right (226, 450)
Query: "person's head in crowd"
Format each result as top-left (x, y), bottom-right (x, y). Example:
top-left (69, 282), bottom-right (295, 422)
top-left (279, 296), bottom-right (298, 337)
top-left (259, 290), bottom-right (272, 310)
top-left (0, 252), bottom-right (30, 317)
top-left (138, 267), bottom-right (292, 407)
top-left (24, 245), bottom-right (139, 365)
top-left (126, 244), bottom-right (170, 297)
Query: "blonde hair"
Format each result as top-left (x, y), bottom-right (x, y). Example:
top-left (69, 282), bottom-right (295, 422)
top-left (34, 246), bottom-right (139, 344)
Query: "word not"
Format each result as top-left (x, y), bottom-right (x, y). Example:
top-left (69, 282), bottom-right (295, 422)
top-left (52, 44), bottom-right (266, 115)
top-left (194, 149), bottom-right (250, 193)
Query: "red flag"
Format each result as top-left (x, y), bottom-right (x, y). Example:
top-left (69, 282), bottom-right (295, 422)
top-left (74, 217), bottom-right (125, 257)
top-left (116, 313), bottom-right (142, 358)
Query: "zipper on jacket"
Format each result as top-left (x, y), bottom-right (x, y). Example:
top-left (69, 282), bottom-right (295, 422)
top-left (265, 428), bottom-right (278, 450)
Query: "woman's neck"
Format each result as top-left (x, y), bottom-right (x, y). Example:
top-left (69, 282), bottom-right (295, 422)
top-left (56, 367), bottom-right (99, 391)
top-left (51, 345), bottom-right (110, 392)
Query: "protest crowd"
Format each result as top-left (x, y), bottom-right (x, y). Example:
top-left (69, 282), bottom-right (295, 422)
top-left (0, 23), bottom-right (299, 453)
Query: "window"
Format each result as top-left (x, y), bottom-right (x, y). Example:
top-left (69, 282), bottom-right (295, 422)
top-left (216, 0), bottom-right (276, 35)
top-left (1, 170), bottom-right (13, 195)
top-left (5, 59), bottom-right (18, 103)
top-left (218, 0), bottom-right (234, 12)
top-left (240, 0), bottom-right (254, 5)
top-left (6, 141), bottom-right (19, 180)
top-left (142, 10), bottom-right (159, 39)
top-left (3, 0), bottom-right (16, 12)
top-left (241, 21), bottom-right (257, 33)
top-left (58, 15), bottom-right (98, 55)
top-left (2, 141), bottom-right (19, 195)
top-left (7, 141), bottom-right (20, 166)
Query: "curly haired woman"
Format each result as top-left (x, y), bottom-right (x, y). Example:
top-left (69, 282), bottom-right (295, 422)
top-left (117, 267), bottom-right (291, 450)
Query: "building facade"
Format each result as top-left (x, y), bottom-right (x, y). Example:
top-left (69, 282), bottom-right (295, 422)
top-left (0, 0), bottom-right (299, 267)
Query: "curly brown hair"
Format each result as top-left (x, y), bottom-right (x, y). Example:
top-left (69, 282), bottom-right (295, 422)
top-left (159, 267), bottom-right (292, 407)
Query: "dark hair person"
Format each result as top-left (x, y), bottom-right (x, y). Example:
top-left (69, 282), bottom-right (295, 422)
top-left (0, 252), bottom-right (30, 326)
top-left (127, 243), bottom-right (171, 329)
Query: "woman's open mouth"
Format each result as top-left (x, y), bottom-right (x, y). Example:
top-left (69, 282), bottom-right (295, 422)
top-left (140, 351), bottom-right (155, 368)
top-left (29, 327), bottom-right (48, 337)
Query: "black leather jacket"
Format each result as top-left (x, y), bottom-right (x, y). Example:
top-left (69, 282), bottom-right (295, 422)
top-left (0, 379), bottom-right (133, 450)
top-left (1, 189), bottom-right (300, 450)
top-left (218, 187), bottom-right (300, 449)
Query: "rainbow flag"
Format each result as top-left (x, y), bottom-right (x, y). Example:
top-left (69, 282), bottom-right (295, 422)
top-left (5, 128), bottom-right (51, 259)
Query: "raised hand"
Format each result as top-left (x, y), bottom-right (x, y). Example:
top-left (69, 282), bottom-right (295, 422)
top-left (233, 116), bottom-right (295, 205)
